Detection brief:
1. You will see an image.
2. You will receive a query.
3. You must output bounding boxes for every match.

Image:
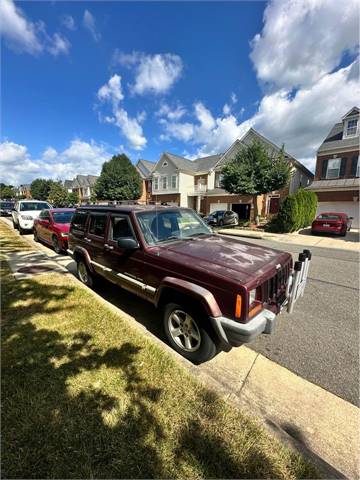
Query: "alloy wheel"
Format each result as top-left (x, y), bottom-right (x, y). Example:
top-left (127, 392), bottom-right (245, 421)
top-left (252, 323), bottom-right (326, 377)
top-left (78, 261), bottom-right (88, 284)
top-left (168, 309), bottom-right (201, 352)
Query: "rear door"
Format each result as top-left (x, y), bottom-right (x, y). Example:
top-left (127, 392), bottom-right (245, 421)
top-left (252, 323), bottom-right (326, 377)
top-left (41, 210), bottom-right (52, 243)
top-left (85, 212), bottom-right (109, 268)
top-left (101, 213), bottom-right (148, 298)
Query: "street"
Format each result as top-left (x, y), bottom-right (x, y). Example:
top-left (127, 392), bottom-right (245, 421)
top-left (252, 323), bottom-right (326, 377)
top-left (7, 218), bottom-right (359, 406)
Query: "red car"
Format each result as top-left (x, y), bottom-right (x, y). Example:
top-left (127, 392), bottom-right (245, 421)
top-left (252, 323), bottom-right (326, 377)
top-left (34, 208), bottom-right (75, 253)
top-left (311, 212), bottom-right (353, 237)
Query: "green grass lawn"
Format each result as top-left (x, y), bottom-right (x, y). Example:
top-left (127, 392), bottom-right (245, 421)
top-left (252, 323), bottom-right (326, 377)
top-left (1, 221), bottom-right (319, 479)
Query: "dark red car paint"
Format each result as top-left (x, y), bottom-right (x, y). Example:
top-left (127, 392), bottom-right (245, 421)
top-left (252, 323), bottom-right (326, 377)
top-left (311, 212), bottom-right (352, 236)
top-left (34, 208), bottom-right (75, 251)
top-left (69, 206), bottom-right (293, 324)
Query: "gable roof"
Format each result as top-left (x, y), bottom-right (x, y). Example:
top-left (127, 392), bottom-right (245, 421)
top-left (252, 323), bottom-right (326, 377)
top-left (342, 106), bottom-right (359, 119)
top-left (136, 159), bottom-right (155, 179)
top-left (65, 174), bottom-right (99, 189)
top-left (318, 107), bottom-right (360, 154)
top-left (153, 152), bottom-right (221, 175)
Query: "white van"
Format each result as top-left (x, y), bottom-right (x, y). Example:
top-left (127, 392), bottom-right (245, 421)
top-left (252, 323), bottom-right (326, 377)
top-left (12, 200), bottom-right (51, 234)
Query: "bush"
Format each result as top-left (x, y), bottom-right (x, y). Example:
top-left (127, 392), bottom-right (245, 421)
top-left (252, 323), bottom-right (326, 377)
top-left (270, 189), bottom-right (318, 233)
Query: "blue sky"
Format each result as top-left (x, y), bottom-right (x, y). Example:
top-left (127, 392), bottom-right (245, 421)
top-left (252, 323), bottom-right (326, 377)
top-left (1, 0), bottom-right (359, 185)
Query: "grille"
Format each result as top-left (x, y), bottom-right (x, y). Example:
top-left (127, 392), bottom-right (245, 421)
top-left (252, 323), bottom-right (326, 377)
top-left (262, 260), bottom-right (292, 304)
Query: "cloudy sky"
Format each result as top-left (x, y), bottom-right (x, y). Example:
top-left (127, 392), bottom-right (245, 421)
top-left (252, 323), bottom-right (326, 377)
top-left (1, 0), bottom-right (359, 185)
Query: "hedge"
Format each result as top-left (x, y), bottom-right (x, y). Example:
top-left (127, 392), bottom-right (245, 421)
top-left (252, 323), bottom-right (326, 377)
top-left (266, 189), bottom-right (318, 233)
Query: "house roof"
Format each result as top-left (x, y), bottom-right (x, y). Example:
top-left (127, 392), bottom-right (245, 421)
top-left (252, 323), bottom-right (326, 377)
top-left (305, 178), bottom-right (360, 191)
top-left (162, 152), bottom-right (222, 174)
top-left (65, 175), bottom-right (99, 189)
top-left (342, 106), bottom-right (360, 119)
top-left (136, 159), bottom-right (155, 179)
top-left (318, 121), bottom-right (360, 154)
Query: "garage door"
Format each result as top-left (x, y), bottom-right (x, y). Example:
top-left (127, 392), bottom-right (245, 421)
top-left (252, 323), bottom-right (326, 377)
top-left (210, 203), bottom-right (227, 213)
top-left (317, 202), bottom-right (359, 228)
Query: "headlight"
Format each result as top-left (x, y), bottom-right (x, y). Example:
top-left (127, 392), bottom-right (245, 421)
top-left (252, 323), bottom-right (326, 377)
top-left (249, 289), bottom-right (256, 305)
top-left (60, 232), bottom-right (68, 238)
top-left (21, 215), bottom-right (32, 220)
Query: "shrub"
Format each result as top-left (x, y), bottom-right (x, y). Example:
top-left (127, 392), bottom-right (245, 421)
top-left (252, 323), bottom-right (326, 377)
top-left (270, 189), bottom-right (318, 233)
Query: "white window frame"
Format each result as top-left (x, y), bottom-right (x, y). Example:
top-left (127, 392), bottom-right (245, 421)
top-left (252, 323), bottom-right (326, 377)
top-left (326, 158), bottom-right (341, 179)
top-left (344, 118), bottom-right (358, 138)
top-left (171, 174), bottom-right (177, 189)
top-left (357, 156), bottom-right (360, 177)
top-left (154, 177), bottom-right (159, 191)
top-left (161, 175), bottom-right (168, 190)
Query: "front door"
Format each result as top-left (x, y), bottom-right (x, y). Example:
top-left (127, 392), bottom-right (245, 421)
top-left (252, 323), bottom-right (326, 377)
top-left (102, 213), bottom-right (147, 298)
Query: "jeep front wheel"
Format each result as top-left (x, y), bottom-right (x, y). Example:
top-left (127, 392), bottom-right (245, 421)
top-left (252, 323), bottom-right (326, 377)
top-left (163, 303), bottom-right (216, 364)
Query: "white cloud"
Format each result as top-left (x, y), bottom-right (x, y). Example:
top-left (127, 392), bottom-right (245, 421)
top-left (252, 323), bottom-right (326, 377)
top-left (156, 102), bottom-right (186, 121)
top-left (60, 14), bottom-right (76, 31)
top-left (83, 10), bottom-right (101, 42)
top-left (0, 139), bottom-right (115, 185)
top-left (223, 103), bottom-right (231, 116)
top-left (114, 50), bottom-right (183, 95)
top-left (230, 92), bottom-right (238, 104)
top-left (97, 75), bottom-right (147, 150)
top-left (251, 0), bottom-right (359, 89)
top-left (0, 0), bottom-right (71, 56)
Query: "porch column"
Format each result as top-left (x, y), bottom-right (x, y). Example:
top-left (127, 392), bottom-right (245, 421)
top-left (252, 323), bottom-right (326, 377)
top-left (196, 195), bottom-right (201, 212)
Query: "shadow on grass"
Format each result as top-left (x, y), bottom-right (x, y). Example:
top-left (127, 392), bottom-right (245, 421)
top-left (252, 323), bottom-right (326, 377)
top-left (1, 266), bottom-right (318, 479)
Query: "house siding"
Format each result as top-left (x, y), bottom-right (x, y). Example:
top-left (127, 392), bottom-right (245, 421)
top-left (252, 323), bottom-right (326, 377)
top-left (315, 149), bottom-right (359, 180)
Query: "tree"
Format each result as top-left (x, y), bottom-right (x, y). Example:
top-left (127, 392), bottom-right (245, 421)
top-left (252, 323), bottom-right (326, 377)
top-left (0, 183), bottom-right (15, 199)
top-left (221, 140), bottom-right (291, 222)
top-left (94, 154), bottom-right (142, 201)
top-left (47, 182), bottom-right (68, 207)
top-left (30, 179), bottom-right (55, 201)
top-left (66, 192), bottom-right (78, 206)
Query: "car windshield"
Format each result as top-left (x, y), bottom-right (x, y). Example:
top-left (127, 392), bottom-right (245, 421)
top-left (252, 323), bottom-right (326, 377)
top-left (20, 202), bottom-right (50, 211)
top-left (136, 209), bottom-right (212, 245)
top-left (318, 214), bottom-right (341, 220)
top-left (0, 202), bottom-right (14, 208)
top-left (52, 211), bottom-right (74, 224)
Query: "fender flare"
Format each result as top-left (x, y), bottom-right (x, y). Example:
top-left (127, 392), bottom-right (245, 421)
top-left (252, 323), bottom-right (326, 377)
top-left (155, 276), bottom-right (222, 318)
top-left (72, 246), bottom-right (95, 273)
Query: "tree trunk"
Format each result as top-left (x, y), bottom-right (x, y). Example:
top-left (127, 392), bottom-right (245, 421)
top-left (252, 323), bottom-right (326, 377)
top-left (253, 194), bottom-right (259, 225)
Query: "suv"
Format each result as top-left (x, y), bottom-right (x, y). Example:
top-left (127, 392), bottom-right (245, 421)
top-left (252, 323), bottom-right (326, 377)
top-left (204, 210), bottom-right (238, 227)
top-left (12, 200), bottom-right (52, 234)
top-left (68, 205), bottom-right (311, 363)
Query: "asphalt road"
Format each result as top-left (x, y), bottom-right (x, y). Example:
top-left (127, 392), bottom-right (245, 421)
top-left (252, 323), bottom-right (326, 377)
top-left (5, 218), bottom-right (359, 405)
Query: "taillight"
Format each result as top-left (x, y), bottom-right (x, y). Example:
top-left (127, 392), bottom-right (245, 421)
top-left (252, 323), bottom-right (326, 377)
top-left (248, 287), bottom-right (263, 319)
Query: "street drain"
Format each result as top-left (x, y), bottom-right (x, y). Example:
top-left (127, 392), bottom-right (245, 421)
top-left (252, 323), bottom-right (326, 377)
top-left (17, 265), bottom-right (54, 274)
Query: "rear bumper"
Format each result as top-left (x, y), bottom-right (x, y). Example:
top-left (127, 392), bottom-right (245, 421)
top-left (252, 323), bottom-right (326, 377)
top-left (210, 309), bottom-right (277, 347)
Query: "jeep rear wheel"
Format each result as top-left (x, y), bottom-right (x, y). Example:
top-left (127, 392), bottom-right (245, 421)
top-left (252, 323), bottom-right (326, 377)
top-left (77, 259), bottom-right (94, 288)
top-left (163, 303), bottom-right (216, 364)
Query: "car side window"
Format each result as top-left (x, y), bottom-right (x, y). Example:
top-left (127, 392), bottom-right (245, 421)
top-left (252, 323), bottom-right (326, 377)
top-left (71, 211), bottom-right (88, 232)
top-left (88, 214), bottom-right (107, 237)
top-left (110, 216), bottom-right (134, 241)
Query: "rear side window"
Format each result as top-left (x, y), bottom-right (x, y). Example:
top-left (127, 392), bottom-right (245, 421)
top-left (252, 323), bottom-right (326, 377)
top-left (71, 211), bottom-right (88, 231)
top-left (89, 214), bottom-right (107, 237)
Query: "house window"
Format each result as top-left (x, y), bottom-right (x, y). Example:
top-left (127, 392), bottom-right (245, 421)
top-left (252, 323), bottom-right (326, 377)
top-left (162, 161), bottom-right (168, 167)
top-left (357, 156), bottom-right (360, 177)
top-left (162, 176), bottom-right (167, 189)
top-left (154, 177), bottom-right (159, 190)
top-left (346, 119), bottom-right (358, 137)
top-left (216, 174), bottom-right (224, 188)
top-left (171, 175), bottom-right (177, 189)
top-left (326, 158), bottom-right (341, 179)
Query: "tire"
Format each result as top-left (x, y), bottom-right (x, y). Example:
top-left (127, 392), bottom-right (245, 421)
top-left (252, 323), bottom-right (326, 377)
top-left (52, 236), bottom-right (62, 254)
top-left (19, 226), bottom-right (24, 235)
top-left (218, 219), bottom-right (224, 227)
top-left (13, 219), bottom-right (18, 230)
top-left (163, 302), bottom-right (217, 364)
top-left (77, 259), bottom-right (94, 288)
top-left (33, 228), bottom-right (39, 242)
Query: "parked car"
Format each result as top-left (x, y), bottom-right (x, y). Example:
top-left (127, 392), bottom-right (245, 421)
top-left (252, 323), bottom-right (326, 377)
top-left (11, 200), bottom-right (52, 234)
top-left (34, 208), bottom-right (75, 253)
top-left (311, 212), bottom-right (353, 237)
top-left (0, 200), bottom-right (15, 216)
top-left (68, 205), bottom-right (311, 363)
top-left (204, 210), bottom-right (238, 227)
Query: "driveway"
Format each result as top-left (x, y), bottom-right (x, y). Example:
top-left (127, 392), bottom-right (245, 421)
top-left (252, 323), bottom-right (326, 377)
top-left (5, 218), bottom-right (359, 406)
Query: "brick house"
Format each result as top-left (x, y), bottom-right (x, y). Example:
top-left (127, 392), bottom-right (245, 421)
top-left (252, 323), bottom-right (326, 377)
top-left (151, 128), bottom-right (313, 220)
top-left (135, 159), bottom-right (155, 204)
top-left (64, 175), bottom-right (99, 203)
top-left (306, 107), bottom-right (359, 227)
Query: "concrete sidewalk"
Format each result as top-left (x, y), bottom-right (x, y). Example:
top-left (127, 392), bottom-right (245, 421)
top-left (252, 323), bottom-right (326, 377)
top-left (218, 227), bottom-right (360, 251)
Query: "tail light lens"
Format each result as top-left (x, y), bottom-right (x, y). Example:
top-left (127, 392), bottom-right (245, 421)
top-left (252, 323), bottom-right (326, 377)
top-left (248, 287), bottom-right (263, 319)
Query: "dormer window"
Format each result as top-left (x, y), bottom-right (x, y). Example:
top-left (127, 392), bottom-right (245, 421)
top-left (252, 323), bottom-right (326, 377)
top-left (345, 118), bottom-right (358, 137)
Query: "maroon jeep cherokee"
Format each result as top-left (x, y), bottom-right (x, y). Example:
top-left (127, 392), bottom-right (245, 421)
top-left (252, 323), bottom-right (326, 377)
top-left (68, 205), bottom-right (311, 363)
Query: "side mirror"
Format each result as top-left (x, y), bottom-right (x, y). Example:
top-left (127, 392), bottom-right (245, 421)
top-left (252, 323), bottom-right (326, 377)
top-left (117, 237), bottom-right (139, 250)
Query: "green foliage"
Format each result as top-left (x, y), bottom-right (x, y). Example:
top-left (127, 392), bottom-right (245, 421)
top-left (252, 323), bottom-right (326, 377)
top-left (221, 141), bottom-right (291, 196)
top-left (66, 192), bottom-right (78, 206)
top-left (30, 179), bottom-right (55, 201)
top-left (47, 182), bottom-right (68, 207)
top-left (94, 154), bottom-right (142, 201)
top-left (0, 183), bottom-right (15, 199)
top-left (268, 189), bottom-right (318, 233)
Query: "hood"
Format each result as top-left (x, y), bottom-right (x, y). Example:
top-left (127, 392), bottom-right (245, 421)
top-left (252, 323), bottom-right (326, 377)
top-left (154, 234), bottom-right (291, 285)
top-left (21, 210), bottom-right (42, 219)
top-left (53, 222), bottom-right (71, 233)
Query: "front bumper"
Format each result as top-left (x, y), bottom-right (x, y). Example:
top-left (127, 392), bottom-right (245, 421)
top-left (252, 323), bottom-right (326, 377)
top-left (18, 219), bottom-right (34, 230)
top-left (210, 309), bottom-right (276, 346)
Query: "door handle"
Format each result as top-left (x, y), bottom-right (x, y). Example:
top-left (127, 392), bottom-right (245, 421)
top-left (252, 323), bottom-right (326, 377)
top-left (85, 238), bottom-right (92, 243)
top-left (104, 244), bottom-right (114, 250)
